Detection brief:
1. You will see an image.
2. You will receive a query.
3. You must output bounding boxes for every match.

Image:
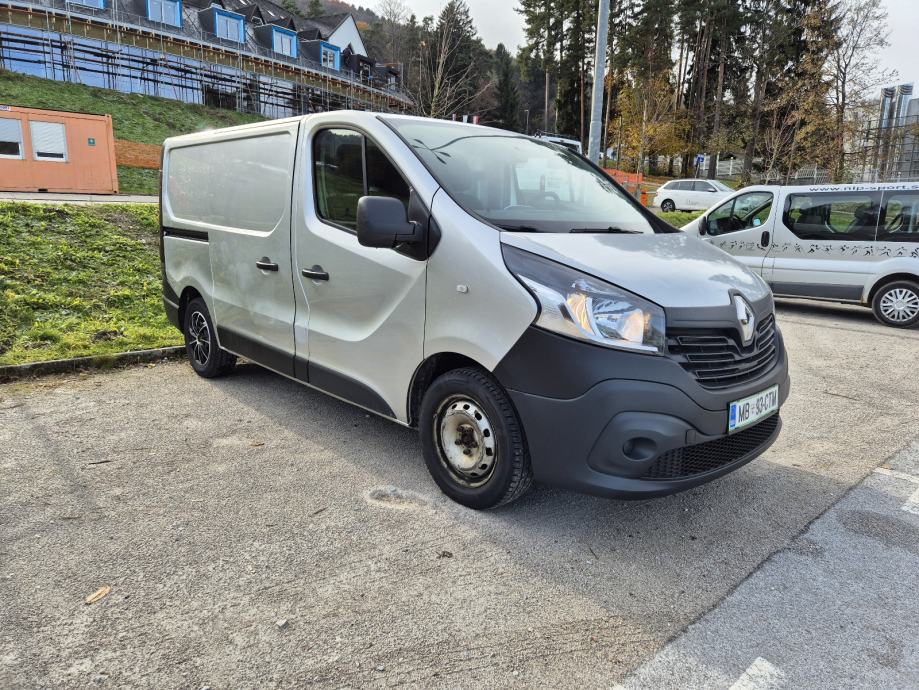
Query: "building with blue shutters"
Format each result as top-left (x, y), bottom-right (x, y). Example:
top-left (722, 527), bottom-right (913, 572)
top-left (0, 0), bottom-right (411, 117)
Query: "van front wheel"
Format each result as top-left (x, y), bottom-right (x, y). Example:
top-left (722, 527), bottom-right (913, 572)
top-left (183, 297), bottom-right (237, 377)
top-left (420, 368), bottom-right (533, 509)
top-left (871, 281), bottom-right (919, 328)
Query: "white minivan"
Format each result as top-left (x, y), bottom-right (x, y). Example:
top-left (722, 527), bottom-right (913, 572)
top-left (160, 112), bottom-right (789, 509)
top-left (682, 183), bottom-right (919, 327)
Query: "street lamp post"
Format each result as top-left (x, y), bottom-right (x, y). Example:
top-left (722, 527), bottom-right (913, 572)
top-left (524, 109), bottom-right (530, 135)
top-left (587, 0), bottom-right (611, 163)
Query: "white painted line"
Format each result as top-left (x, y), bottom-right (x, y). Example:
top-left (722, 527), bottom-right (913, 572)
top-left (902, 487), bottom-right (919, 516)
top-left (872, 467), bottom-right (919, 484)
top-left (729, 657), bottom-right (786, 690)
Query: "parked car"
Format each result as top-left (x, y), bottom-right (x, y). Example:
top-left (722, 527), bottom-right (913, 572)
top-left (160, 112), bottom-right (789, 509)
top-left (653, 178), bottom-right (734, 212)
top-left (533, 131), bottom-right (582, 154)
top-left (682, 182), bottom-right (919, 328)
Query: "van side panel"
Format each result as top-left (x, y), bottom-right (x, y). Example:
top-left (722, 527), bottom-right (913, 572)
top-left (424, 190), bottom-right (538, 371)
top-left (162, 120), bottom-right (300, 375)
top-left (163, 234), bottom-right (213, 314)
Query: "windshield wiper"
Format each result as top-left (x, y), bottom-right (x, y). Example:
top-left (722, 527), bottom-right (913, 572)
top-left (497, 224), bottom-right (541, 232)
top-left (569, 226), bottom-right (642, 234)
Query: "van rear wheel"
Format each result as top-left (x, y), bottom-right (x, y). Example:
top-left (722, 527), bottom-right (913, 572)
top-left (871, 281), bottom-right (919, 328)
top-left (183, 297), bottom-right (237, 377)
top-left (419, 368), bottom-right (533, 509)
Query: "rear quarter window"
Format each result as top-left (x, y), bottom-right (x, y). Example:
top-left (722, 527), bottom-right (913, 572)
top-left (166, 132), bottom-right (293, 233)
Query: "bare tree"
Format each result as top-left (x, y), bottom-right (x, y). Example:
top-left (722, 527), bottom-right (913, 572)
top-left (827, 0), bottom-right (896, 181)
top-left (415, 9), bottom-right (491, 119)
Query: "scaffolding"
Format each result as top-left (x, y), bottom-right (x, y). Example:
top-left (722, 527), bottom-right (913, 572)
top-left (0, 0), bottom-right (414, 118)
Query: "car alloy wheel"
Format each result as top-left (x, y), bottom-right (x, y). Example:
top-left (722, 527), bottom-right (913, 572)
top-left (187, 310), bottom-right (211, 367)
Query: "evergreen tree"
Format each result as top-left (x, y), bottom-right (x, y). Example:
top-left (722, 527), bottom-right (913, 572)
top-left (490, 44), bottom-right (521, 131)
top-left (305, 0), bottom-right (324, 18)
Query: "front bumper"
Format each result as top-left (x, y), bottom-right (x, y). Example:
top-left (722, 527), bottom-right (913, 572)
top-left (493, 324), bottom-right (790, 499)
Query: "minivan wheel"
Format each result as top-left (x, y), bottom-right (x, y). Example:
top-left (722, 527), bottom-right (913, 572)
top-left (871, 281), bottom-right (919, 328)
top-left (183, 297), bottom-right (237, 377)
top-left (420, 368), bottom-right (533, 509)
top-left (660, 199), bottom-right (676, 213)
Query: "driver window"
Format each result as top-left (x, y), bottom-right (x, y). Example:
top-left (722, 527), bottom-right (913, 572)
top-left (513, 158), bottom-right (574, 205)
top-left (878, 191), bottom-right (919, 242)
top-left (783, 192), bottom-right (881, 241)
top-left (706, 192), bottom-right (773, 236)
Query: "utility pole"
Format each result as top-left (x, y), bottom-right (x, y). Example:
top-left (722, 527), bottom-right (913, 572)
top-left (587, 0), bottom-right (610, 162)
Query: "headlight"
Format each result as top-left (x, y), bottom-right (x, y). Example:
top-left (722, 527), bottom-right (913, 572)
top-left (503, 244), bottom-right (666, 354)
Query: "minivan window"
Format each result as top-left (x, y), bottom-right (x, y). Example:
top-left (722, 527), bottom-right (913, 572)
top-left (366, 138), bottom-right (410, 210)
top-left (784, 192), bottom-right (881, 241)
top-left (879, 191), bottom-right (919, 242)
top-left (706, 192), bottom-right (773, 236)
top-left (382, 118), bottom-right (656, 234)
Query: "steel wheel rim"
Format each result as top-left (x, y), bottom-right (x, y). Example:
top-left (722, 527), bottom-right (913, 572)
top-left (434, 396), bottom-right (497, 487)
top-left (880, 288), bottom-right (919, 322)
top-left (188, 311), bottom-right (211, 366)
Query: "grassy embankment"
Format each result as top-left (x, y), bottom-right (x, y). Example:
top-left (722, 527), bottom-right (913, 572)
top-left (0, 71), bottom-right (264, 194)
top-left (0, 203), bottom-right (182, 365)
top-left (657, 210), bottom-right (703, 227)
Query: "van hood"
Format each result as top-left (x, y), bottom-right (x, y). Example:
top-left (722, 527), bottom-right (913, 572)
top-left (499, 231), bottom-right (770, 309)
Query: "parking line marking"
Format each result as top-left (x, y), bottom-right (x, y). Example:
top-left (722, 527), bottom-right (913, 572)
top-left (872, 467), bottom-right (919, 485)
top-left (729, 657), bottom-right (786, 690)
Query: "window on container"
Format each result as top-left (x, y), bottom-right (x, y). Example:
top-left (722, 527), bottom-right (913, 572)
top-left (273, 30), bottom-right (295, 57)
top-left (216, 13), bottom-right (243, 42)
top-left (149, 0), bottom-right (181, 27)
top-left (30, 121), bottom-right (68, 162)
top-left (0, 117), bottom-right (24, 159)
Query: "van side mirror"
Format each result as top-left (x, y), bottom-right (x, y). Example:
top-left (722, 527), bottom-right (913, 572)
top-left (357, 196), bottom-right (420, 248)
top-left (698, 218), bottom-right (707, 235)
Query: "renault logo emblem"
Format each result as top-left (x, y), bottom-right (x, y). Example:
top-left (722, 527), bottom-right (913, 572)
top-left (733, 295), bottom-right (756, 345)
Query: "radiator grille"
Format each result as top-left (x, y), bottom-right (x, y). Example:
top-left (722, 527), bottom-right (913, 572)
top-left (667, 315), bottom-right (778, 389)
top-left (641, 414), bottom-right (780, 480)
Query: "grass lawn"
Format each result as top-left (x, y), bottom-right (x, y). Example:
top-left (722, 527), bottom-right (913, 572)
top-left (0, 203), bottom-right (182, 365)
top-left (118, 167), bottom-right (160, 196)
top-left (657, 210), bottom-right (704, 227)
top-left (0, 71), bottom-right (263, 145)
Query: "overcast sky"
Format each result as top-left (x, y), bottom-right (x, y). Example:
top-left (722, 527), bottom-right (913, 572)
top-left (402, 0), bottom-right (916, 88)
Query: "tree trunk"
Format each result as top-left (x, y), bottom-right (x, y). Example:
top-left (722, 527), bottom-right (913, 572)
top-left (707, 23), bottom-right (726, 180)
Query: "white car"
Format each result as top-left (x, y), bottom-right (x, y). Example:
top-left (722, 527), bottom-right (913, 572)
top-left (682, 182), bottom-right (919, 328)
top-left (654, 178), bottom-right (733, 212)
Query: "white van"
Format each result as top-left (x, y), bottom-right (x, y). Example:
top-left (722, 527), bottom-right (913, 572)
top-left (682, 183), bottom-right (919, 327)
top-left (160, 112), bottom-right (789, 509)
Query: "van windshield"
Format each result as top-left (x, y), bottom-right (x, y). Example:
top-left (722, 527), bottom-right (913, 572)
top-left (382, 118), bottom-right (658, 234)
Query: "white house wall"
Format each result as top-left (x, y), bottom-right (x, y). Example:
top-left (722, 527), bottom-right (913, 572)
top-left (327, 16), bottom-right (366, 56)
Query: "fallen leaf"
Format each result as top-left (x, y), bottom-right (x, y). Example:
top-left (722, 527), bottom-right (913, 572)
top-left (85, 585), bottom-right (111, 605)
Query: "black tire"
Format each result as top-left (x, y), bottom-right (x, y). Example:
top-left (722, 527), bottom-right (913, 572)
top-left (660, 199), bottom-right (676, 213)
top-left (183, 297), bottom-right (237, 378)
top-left (871, 280), bottom-right (919, 328)
top-left (419, 367), bottom-right (533, 510)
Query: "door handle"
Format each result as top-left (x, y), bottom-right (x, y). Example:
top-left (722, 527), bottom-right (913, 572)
top-left (302, 265), bottom-right (330, 281)
top-left (256, 258), bottom-right (279, 272)
top-left (760, 231), bottom-right (771, 248)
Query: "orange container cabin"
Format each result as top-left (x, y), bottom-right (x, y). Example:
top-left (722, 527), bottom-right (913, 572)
top-left (0, 106), bottom-right (119, 194)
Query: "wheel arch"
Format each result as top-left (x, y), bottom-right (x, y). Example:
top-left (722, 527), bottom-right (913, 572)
top-left (407, 352), bottom-right (488, 428)
top-left (177, 286), bottom-right (204, 331)
top-left (866, 272), bottom-right (919, 304)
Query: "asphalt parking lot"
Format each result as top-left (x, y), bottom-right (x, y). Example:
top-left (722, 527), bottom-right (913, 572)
top-left (2, 299), bottom-right (919, 689)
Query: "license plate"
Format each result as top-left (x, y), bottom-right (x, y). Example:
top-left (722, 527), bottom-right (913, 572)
top-left (728, 385), bottom-right (779, 433)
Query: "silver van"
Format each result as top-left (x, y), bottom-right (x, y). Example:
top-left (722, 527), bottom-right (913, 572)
top-left (160, 113), bottom-right (789, 509)
top-left (683, 182), bottom-right (919, 327)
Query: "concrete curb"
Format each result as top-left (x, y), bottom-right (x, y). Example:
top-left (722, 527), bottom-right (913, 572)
top-left (0, 346), bottom-right (185, 383)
